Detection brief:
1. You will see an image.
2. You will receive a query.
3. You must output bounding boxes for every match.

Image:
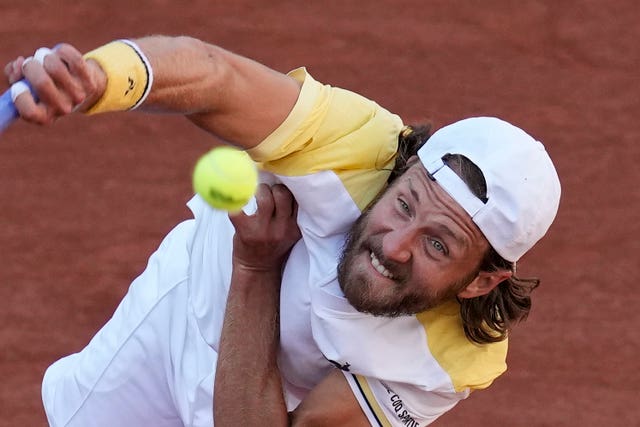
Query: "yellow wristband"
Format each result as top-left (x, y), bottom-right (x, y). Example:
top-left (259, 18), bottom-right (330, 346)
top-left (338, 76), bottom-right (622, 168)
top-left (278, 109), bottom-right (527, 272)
top-left (83, 40), bottom-right (153, 114)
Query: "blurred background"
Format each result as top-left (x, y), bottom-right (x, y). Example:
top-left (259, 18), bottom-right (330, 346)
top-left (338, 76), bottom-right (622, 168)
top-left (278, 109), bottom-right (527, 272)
top-left (1, 1), bottom-right (637, 425)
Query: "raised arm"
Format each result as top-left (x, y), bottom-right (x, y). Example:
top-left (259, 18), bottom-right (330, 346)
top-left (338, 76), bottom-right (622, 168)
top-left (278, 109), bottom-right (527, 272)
top-left (218, 183), bottom-right (371, 427)
top-left (216, 183), bottom-right (300, 425)
top-left (4, 36), bottom-right (301, 148)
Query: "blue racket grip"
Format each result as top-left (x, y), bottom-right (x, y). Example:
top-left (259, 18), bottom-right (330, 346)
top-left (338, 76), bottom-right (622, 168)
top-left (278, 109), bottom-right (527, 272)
top-left (0, 80), bottom-right (37, 133)
top-left (0, 87), bottom-right (19, 132)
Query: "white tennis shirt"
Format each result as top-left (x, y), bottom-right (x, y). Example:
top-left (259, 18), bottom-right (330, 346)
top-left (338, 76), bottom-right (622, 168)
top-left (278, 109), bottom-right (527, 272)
top-left (42, 68), bottom-right (507, 427)
top-left (187, 68), bottom-right (508, 426)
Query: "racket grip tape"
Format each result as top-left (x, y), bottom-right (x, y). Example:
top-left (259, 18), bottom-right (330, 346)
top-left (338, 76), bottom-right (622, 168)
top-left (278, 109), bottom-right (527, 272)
top-left (0, 80), bottom-right (36, 133)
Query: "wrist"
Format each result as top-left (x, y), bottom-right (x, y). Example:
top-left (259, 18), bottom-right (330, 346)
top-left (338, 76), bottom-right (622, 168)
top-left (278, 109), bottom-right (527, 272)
top-left (232, 262), bottom-right (282, 280)
top-left (82, 39), bottom-right (153, 114)
top-left (231, 262), bottom-right (282, 294)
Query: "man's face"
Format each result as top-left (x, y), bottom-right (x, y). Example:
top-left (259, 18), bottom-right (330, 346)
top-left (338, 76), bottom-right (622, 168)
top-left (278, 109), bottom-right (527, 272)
top-left (338, 161), bottom-right (490, 316)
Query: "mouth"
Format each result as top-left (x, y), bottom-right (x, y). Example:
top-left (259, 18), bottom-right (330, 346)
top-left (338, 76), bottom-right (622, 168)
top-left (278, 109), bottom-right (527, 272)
top-left (370, 251), bottom-right (394, 279)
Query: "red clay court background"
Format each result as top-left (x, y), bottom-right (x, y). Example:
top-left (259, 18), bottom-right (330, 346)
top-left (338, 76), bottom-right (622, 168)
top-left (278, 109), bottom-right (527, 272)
top-left (1, 1), bottom-right (637, 426)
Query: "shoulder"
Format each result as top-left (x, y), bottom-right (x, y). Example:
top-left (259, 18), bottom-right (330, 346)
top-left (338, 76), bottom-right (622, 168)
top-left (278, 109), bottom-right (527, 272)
top-left (249, 68), bottom-right (403, 180)
top-left (416, 300), bottom-right (508, 392)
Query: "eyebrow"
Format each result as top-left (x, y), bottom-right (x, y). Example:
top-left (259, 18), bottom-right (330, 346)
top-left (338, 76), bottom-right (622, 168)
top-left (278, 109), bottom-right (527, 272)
top-left (433, 223), bottom-right (469, 251)
top-left (408, 179), bottom-right (420, 204)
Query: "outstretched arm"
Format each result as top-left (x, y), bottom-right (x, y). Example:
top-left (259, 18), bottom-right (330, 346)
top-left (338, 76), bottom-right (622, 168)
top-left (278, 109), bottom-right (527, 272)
top-left (4, 36), bottom-right (301, 148)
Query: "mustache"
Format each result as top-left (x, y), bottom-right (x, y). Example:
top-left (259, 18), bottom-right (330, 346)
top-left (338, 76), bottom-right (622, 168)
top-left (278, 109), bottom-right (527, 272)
top-left (368, 242), bottom-right (410, 285)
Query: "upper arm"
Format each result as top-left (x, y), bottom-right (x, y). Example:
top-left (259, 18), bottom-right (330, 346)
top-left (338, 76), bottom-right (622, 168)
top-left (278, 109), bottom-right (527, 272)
top-left (134, 36), bottom-right (302, 149)
top-left (290, 369), bottom-right (371, 427)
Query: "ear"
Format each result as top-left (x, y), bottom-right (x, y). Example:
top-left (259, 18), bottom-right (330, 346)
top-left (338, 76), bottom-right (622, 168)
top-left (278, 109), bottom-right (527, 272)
top-left (457, 270), bottom-right (512, 299)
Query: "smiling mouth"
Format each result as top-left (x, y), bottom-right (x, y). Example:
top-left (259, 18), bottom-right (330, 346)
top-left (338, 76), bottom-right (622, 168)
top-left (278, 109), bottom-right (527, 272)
top-left (370, 251), bottom-right (394, 279)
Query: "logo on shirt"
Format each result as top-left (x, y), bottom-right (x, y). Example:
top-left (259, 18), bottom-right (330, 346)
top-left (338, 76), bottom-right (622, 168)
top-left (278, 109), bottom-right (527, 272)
top-left (383, 383), bottom-right (419, 427)
top-left (325, 356), bottom-right (351, 371)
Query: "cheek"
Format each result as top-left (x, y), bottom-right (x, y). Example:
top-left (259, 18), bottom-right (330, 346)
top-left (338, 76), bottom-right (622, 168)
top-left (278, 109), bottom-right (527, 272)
top-left (422, 259), bottom-right (478, 294)
top-left (363, 212), bottom-right (402, 244)
top-left (410, 261), bottom-right (456, 294)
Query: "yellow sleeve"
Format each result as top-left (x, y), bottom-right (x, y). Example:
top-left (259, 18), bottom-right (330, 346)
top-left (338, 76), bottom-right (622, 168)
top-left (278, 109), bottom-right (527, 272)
top-left (417, 300), bottom-right (508, 393)
top-left (247, 68), bottom-right (404, 211)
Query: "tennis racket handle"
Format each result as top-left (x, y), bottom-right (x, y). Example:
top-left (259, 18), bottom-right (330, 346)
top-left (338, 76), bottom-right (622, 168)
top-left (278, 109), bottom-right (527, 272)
top-left (0, 86), bottom-right (19, 133)
top-left (0, 80), bottom-right (38, 133)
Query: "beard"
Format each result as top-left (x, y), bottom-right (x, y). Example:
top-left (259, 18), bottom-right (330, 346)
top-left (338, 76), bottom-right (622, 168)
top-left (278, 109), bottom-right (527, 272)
top-left (337, 206), bottom-right (470, 317)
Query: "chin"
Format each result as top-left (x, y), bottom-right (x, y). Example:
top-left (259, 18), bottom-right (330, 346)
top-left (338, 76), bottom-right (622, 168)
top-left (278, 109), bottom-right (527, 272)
top-left (339, 267), bottom-right (449, 317)
top-left (340, 271), bottom-right (406, 317)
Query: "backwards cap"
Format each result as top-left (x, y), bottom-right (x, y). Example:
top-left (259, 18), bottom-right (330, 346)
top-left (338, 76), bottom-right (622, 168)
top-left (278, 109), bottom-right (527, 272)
top-left (417, 117), bottom-right (561, 262)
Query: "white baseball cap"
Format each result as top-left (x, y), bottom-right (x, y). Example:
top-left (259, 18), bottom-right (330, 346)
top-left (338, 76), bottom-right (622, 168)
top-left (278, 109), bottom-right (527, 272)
top-left (417, 117), bottom-right (561, 262)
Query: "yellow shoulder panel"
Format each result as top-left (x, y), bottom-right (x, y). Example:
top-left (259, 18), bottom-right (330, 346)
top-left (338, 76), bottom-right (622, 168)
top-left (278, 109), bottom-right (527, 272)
top-left (248, 68), bottom-right (403, 211)
top-left (416, 300), bottom-right (508, 393)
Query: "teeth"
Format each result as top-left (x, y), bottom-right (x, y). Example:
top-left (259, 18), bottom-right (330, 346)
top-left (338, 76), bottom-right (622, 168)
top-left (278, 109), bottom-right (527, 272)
top-left (370, 252), bottom-right (394, 279)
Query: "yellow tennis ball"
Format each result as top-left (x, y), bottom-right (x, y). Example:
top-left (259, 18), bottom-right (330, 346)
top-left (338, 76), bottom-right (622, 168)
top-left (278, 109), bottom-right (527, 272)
top-left (192, 146), bottom-right (258, 212)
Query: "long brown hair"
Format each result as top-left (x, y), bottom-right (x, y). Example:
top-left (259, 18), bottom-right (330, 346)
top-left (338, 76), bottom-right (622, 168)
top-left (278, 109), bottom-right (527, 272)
top-left (392, 124), bottom-right (539, 345)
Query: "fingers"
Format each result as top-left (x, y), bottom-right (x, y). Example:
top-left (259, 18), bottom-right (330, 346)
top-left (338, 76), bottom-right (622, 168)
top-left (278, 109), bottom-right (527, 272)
top-left (253, 183), bottom-right (296, 218)
top-left (18, 57), bottom-right (70, 123)
top-left (228, 183), bottom-right (271, 231)
top-left (229, 183), bottom-right (299, 237)
top-left (255, 183), bottom-right (277, 218)
top-left (5, 44), bottom-right (97, 125)
top-left (55, 43), bottom-right (102, 110)
top-left (44, 47), bottom-right (86, 106)
top-left (270, 184), bottom-right (297, 219)
top-left (229, 184), bottom-right (288, 229)
top-left (229, 183), bottom-right (300, 272)
top-left (4, 56), bottom-right (26, 84)
top-left (269, 184), bottom-right (301, 240)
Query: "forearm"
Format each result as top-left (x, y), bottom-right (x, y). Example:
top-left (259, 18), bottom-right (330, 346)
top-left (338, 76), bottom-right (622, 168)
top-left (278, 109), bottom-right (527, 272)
top-left (214, 266), bottom-right (289, 426)
top-left (130, 35), bottom-right (300, 147)
top-left (7, 36), bottom-right (299, 146)
top-left (129, 36), bottom-right (232, 115)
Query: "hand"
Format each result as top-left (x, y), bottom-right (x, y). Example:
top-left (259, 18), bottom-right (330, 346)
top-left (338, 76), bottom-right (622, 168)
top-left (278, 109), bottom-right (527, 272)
top-left (4, 44), bottom-right (107, 125)
top-left (229, 183), bottom-right (301, 273)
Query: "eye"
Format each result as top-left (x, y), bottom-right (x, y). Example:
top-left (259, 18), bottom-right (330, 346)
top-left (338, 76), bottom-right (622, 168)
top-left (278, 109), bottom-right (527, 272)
top-left (398, 198), bottom-right (410, 214)
top-left (428, 238), bottom-right (447, 254)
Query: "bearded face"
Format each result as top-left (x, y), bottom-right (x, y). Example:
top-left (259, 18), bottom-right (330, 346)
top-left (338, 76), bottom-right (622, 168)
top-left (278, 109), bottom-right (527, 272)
top-left (337, 163), bottom-right (490, 317)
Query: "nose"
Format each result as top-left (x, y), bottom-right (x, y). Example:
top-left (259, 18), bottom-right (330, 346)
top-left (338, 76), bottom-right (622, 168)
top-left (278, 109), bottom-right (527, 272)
top-left (382, 226), bottom-right (414, 263)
